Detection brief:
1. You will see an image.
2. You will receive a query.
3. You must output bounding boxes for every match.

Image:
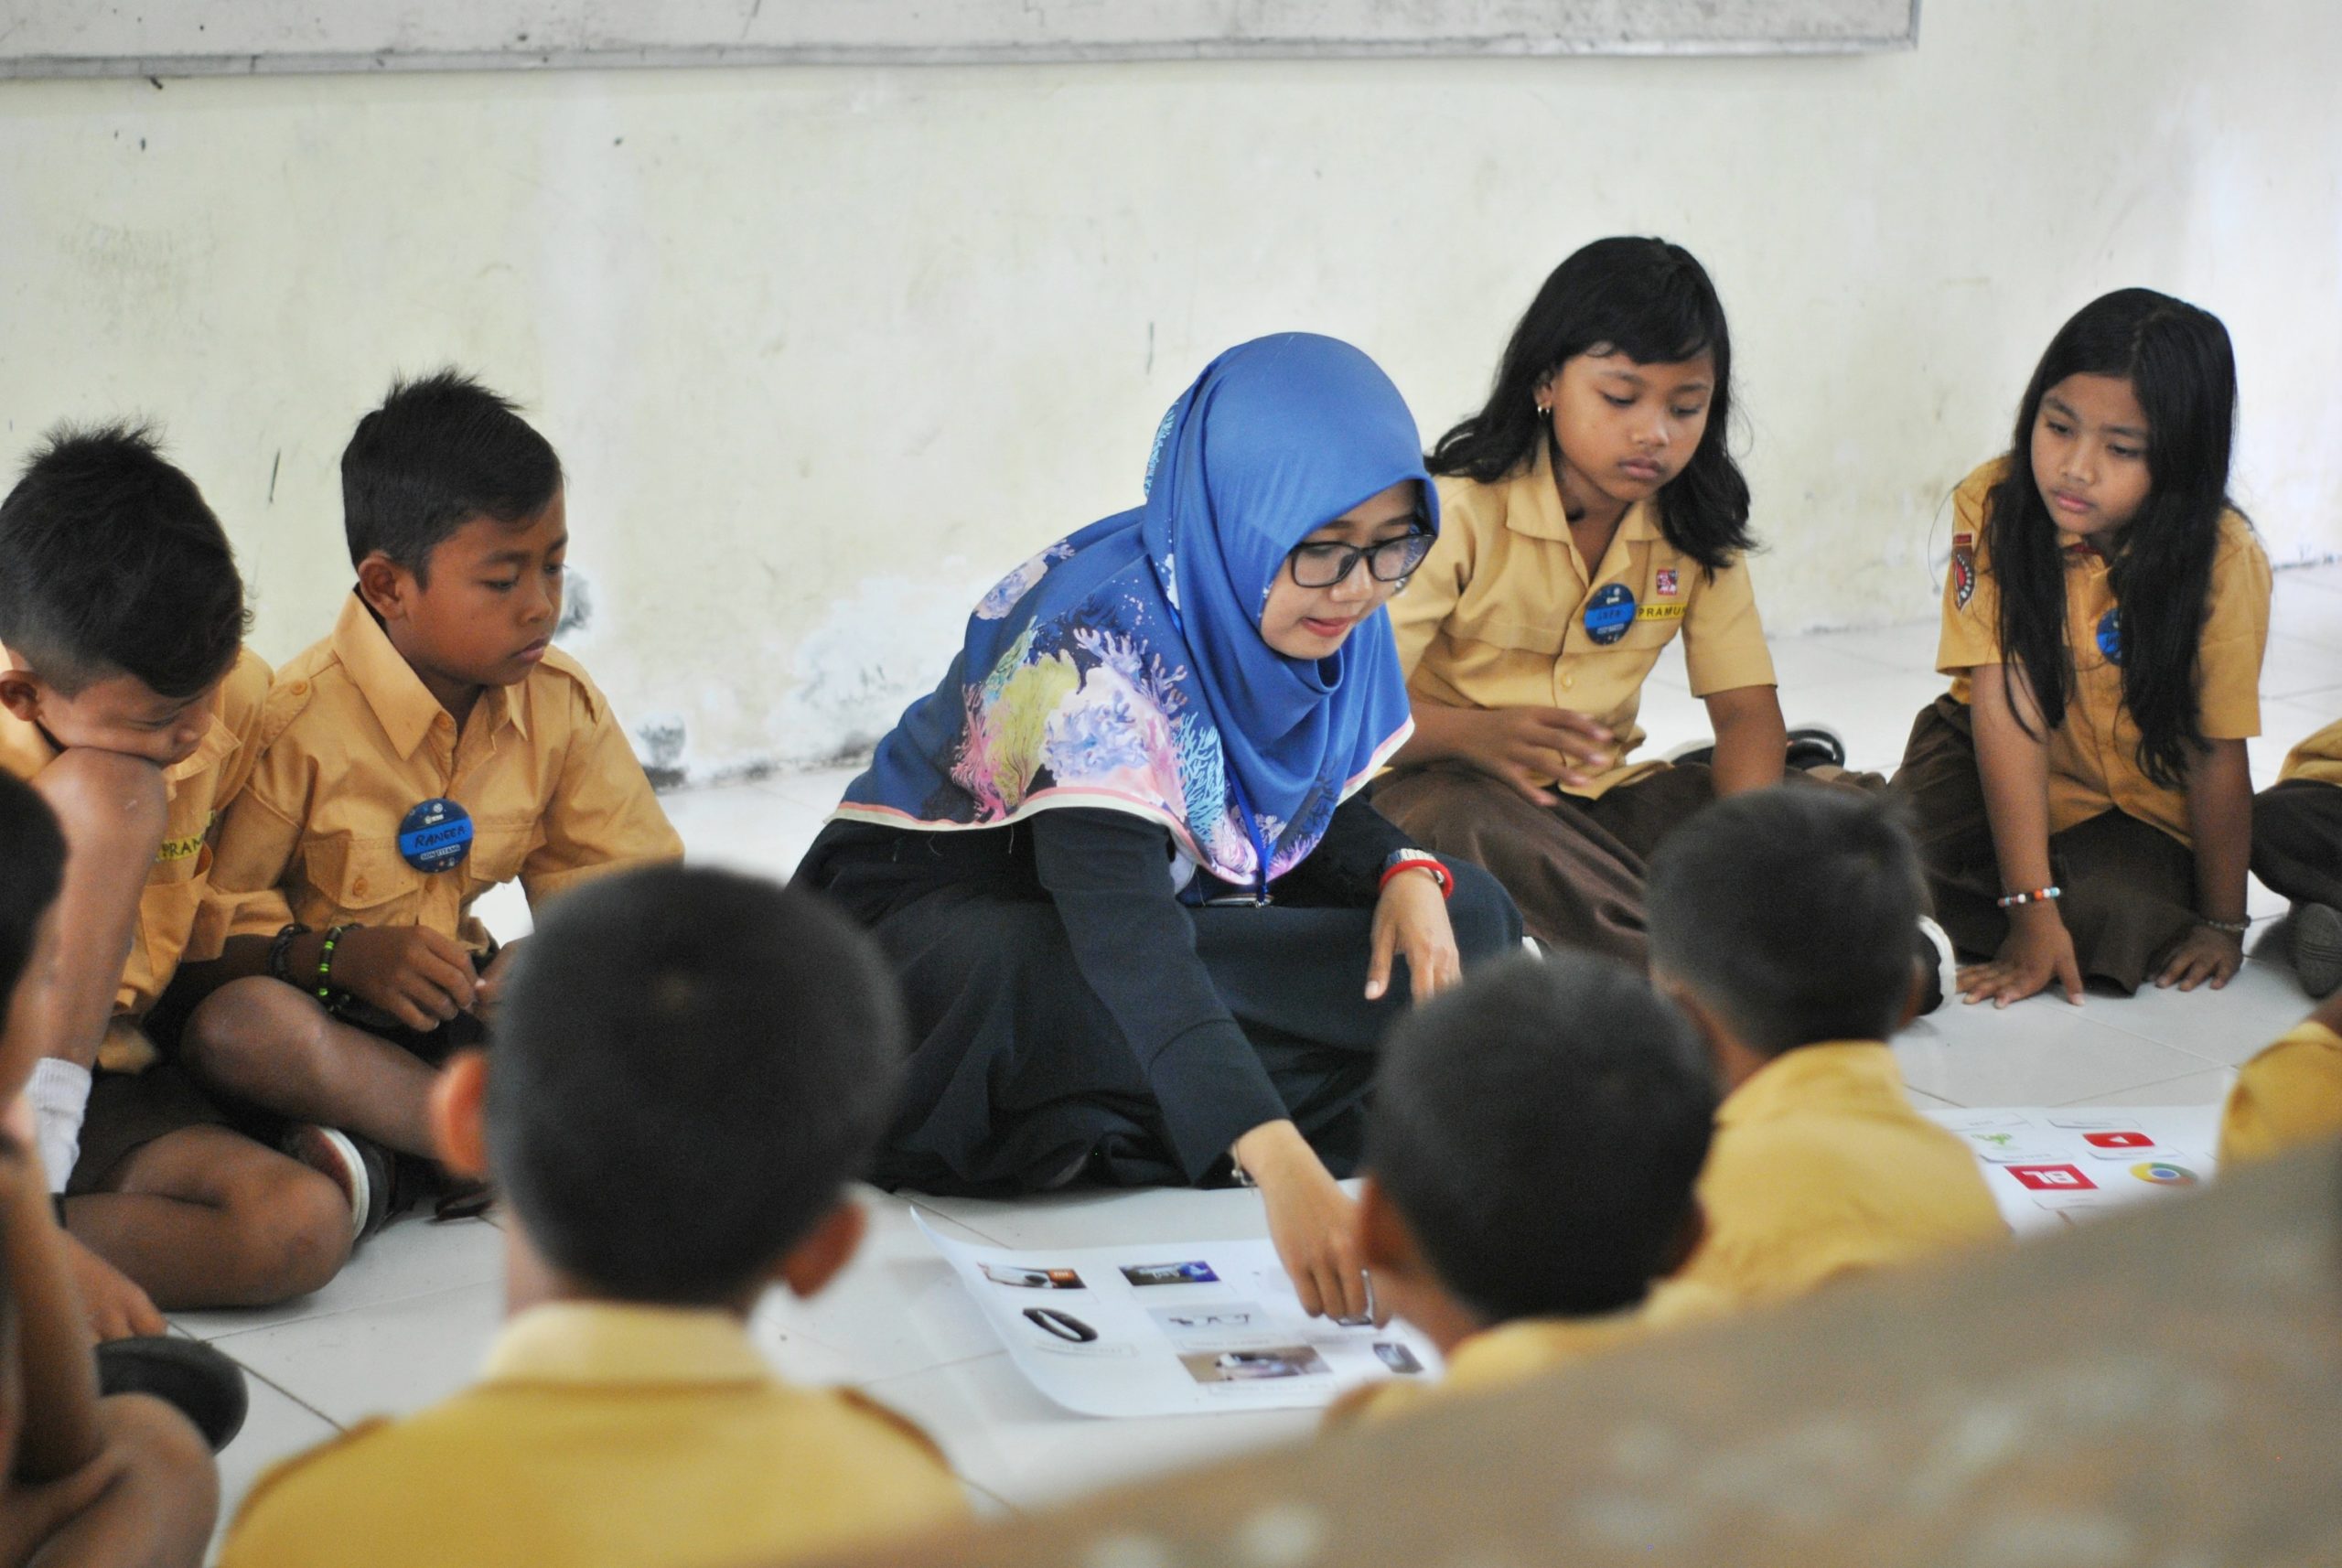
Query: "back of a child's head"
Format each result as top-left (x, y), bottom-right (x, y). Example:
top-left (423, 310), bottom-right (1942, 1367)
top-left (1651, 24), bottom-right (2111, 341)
top-left (0, 774), bottom-right (65, 1015)
top-left (1647, 787), bottom-right (1926, 1058)
top-left (342, 371), bottom-right (563, 578)
top-left (1367, 952), bottom-right (1715, 1326)
top-left (486, 864), bottom-right (906, 1305)
top-left (1992, 287), bottom-right (2239, 788)
top-left (1429, 234), bottom-right (1748, 568)
top-left (0, 424), bottom-right (245, 700)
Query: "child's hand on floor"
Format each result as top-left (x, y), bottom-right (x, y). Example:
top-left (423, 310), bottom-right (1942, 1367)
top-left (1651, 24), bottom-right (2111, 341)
top-left (1453, 707), bottom-right (1614, 805)
top-left (1959, 908), bottom-right (2085, 1008)
top-left (331, 927), bottom-right (478, 1031)
top-left (2154, 924), bottom-right (2243, 992)
top-left (61, 1232), bottom-right (166, 1341)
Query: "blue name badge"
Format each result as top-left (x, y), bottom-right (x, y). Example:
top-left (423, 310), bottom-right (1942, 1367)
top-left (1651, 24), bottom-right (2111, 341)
top-left (398, 798), bottom-right (474, 874)
top-left (1583, 582), bottom-right (1637, 646)
top-left (2096, 607), bottom-right (2122, 665)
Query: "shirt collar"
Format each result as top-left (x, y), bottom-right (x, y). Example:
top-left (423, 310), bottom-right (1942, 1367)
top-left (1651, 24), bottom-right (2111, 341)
top-left (1502, 441), bottom-right (1663, 549)
top-left (1445, 1310), bottom-right (1648, 1389)
top-left (328, 592), bottom-right (528, 759)
top-left (162, 703), bottom-right (241, 797)
top-left (1715, 1040), bottom-right (1904, 1130)
top-left (480, 1302), bottom-right (775, 1389)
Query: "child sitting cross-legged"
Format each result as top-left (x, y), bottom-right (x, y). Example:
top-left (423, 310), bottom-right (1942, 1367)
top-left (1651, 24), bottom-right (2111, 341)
top-left (220, 865), bottom-right (968, 1568)
top-left (1327, 951), bottom-right (1720, 1427)
top-left (178, 372), bottom-right (682, 1237)
top-left (1647, 788), bottom-right (2007, 1307)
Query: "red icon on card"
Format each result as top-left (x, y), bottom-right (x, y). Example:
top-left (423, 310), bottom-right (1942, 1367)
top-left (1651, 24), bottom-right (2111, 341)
top-left (2082, 1131), bottom-right (2153, 1150)
top-left (2008, 1164), bottom-right (2097, 1191)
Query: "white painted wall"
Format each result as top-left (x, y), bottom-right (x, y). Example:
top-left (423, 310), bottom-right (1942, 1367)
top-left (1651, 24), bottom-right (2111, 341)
top-left (2, 0), bottom-right (2336, 782)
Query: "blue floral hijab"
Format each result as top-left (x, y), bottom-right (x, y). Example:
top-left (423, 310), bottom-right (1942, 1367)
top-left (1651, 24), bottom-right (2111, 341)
top-left (833, 333), bottom-right (1433, 890)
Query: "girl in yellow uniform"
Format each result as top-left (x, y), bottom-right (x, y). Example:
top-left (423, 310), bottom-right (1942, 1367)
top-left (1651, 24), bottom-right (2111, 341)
top-left (1894, 289), bottom-right (2271, 1004)
top-left (1379, 237), bottom-right (1822, 964)
top-left (2253, 718), bottom-right (2342, 996)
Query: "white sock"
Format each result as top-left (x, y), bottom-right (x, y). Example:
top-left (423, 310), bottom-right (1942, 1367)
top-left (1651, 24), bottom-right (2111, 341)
top-left (27, 1057), bottom-right (92, 1195)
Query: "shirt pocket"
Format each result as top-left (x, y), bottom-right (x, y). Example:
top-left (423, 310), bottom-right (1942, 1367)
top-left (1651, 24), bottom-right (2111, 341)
top-left (301, 836), bottom-right (426, 926)
top-left (460, 816), bottom-right (544, 906)
top-left (1443, 578), bottom-right (1572, 656)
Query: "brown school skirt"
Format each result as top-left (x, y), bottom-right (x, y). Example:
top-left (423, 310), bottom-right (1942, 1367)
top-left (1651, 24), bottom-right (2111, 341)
top-left (1890, 694), bottom-right (2196, 994)
top-left (1370, 760), bottom-right (1875, 967)
top-left (2253, 778), bottom-right (2342, 912)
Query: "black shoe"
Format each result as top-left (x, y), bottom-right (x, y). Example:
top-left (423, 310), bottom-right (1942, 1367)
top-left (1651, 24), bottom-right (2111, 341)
top-left (1785, 725), bottom-right (1848, 771)
top-left (2293, 903), bottom-right (2342, 998)
top-left (96, 1336), bottom-right (248, 1452)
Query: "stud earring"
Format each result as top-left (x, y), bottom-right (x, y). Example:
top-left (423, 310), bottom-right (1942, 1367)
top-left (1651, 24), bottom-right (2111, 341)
top-left (1534, 402), bottom-right (1550, 417)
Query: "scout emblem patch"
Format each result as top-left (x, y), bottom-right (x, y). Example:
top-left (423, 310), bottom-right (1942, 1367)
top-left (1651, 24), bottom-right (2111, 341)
top-left (1951, 532), bottom-right (1976, 610)
top-left (1654, 568), bottom-right (1680, 597)
top-left (1583, 583), bottom-right (1637, 646)
top-left (2095, 607), bottom-right (2122, 665)
top-left (398, 798), bottom-right (475, 874)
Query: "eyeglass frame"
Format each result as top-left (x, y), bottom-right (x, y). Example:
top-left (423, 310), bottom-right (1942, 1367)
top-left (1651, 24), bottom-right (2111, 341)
top-left (1283, 519), bottom-right (1434, 589)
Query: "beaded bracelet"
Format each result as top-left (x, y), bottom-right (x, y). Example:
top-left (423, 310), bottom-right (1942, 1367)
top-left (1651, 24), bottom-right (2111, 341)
top-left (2198, 916), bottom-right (2251, 936)
top-left (316, 923), bottom-right (358, 1007)
top-left (1995, 886), bottom-right (2061, 908)
top-left (267, 922), bottom-right (313, 987)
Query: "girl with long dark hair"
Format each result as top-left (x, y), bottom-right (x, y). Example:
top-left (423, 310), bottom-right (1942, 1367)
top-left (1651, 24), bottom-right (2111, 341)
top-left (1378, 237), bottom-right (1829, 964)
top-left (1893, 288), bottom-right (2271, 1004)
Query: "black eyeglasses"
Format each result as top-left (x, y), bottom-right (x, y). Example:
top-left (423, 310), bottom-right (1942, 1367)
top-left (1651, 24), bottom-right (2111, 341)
top-left (1285, 527), bottom-right (1434, 589)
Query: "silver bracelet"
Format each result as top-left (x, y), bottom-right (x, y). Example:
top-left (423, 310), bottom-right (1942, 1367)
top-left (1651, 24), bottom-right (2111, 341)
top-left (2198, 916), bottom-right (2251, 936)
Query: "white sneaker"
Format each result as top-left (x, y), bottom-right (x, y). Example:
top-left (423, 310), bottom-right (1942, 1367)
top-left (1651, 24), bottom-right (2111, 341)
top-left (1916, 916), bottom-right (1959, 1015)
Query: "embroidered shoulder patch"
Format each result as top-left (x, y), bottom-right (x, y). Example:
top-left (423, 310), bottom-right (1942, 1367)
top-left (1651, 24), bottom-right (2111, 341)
top-left (1951, 542), bottom-right (1977, 610)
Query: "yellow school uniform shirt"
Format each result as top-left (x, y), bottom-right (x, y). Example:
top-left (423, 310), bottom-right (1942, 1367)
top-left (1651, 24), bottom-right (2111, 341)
top-left (220, 1302), bottom-right (969, 1568)
top-left (2278, 717), bottom-right (2342, 789)
top-left (2218, 1019), bottom-right (2342, 1164)
top-left (0, 648), bottom-right (271, 1067)
top-left (1677, 1042), bottom-right (2007, 1306)
top-left (1936, 458), bottom-right (2271, 844)
top-left (1321, 1278), bottom-right (1727, 1429)
top-left (207, 594), bottom-right (682, 950)
top-left (1390, 444), bottom-right (1777, 799)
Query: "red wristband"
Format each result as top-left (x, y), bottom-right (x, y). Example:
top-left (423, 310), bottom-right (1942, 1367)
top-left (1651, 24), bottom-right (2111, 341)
top-left (1378, 856), bottom-right (1454, 900)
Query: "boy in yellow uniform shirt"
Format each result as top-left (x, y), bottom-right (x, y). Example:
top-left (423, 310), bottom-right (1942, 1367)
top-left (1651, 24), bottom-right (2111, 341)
top-left (1648, 789), bottom-right (2006, 1306)
top-left (221, 865), bottom-right (968, 1568)
top-left (2252, 717), bottom-right (2342, 996)
top-left (0, 428), bottom-right (352, 1332)
top-left (180, 373), bottom-right (682, 1235)
top-left (1325, 953), bottom-right (1719, 1429)
top-left (2219, 989), bottom-right (2342, 1164)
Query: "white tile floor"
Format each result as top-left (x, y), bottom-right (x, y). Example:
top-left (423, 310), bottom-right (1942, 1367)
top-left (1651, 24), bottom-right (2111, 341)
top-left (184, 563), bottom-right (2342, 1556)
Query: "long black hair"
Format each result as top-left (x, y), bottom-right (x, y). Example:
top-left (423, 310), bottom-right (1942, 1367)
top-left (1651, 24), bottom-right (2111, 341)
top-left (1427, 236), bottom-right (1753, 572)
top-left (1987, 288), bottom-right (2239, 789)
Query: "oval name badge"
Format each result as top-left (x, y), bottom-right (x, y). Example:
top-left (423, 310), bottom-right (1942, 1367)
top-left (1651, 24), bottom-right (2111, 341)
top-left (398, 797), bottom-right (474, 875)
top-left (1583, 582), bottom-right (1638, 646)
top-left (2095, 607), bottom-right (2122, 665)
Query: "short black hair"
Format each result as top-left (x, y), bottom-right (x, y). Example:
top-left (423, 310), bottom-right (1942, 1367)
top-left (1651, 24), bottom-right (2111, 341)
top-left (1367, 953), bottom-right (1715, 1325)
top-left (0, 424), bottom-right (246, 699)
top-left (1647, 787), bottom-right (1927, 1057)
top-left (0, 773), bottom-right (66, 1010)
top-left (341, 371), bottom-right (563, 580)
top-left (486, 865), bottom-right (908, 1305)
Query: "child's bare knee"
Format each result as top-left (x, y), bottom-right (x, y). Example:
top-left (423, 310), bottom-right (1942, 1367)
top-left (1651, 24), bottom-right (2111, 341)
top-left (185, 975), bottom-right (321, 1069)
top-left (220, 1160), bottom-right (353, 1300)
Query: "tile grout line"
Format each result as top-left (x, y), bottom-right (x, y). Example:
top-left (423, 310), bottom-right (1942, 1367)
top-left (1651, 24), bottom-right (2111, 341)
top-left (2048, 1064), bottom-right (2235, 1109)
top-left (228, 1360), bottom-right (348, 1434)
top-left (190, 1269), bottom-right (500, 1348)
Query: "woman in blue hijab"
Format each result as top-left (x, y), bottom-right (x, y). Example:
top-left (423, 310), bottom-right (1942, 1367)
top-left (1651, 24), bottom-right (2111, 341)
top-left (798, 335), bottom-right (1521, 1316)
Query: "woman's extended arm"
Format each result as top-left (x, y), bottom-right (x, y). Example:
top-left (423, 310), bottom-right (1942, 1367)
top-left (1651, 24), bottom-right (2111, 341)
top-left (2158, 737), bottom-right (2252, 991)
